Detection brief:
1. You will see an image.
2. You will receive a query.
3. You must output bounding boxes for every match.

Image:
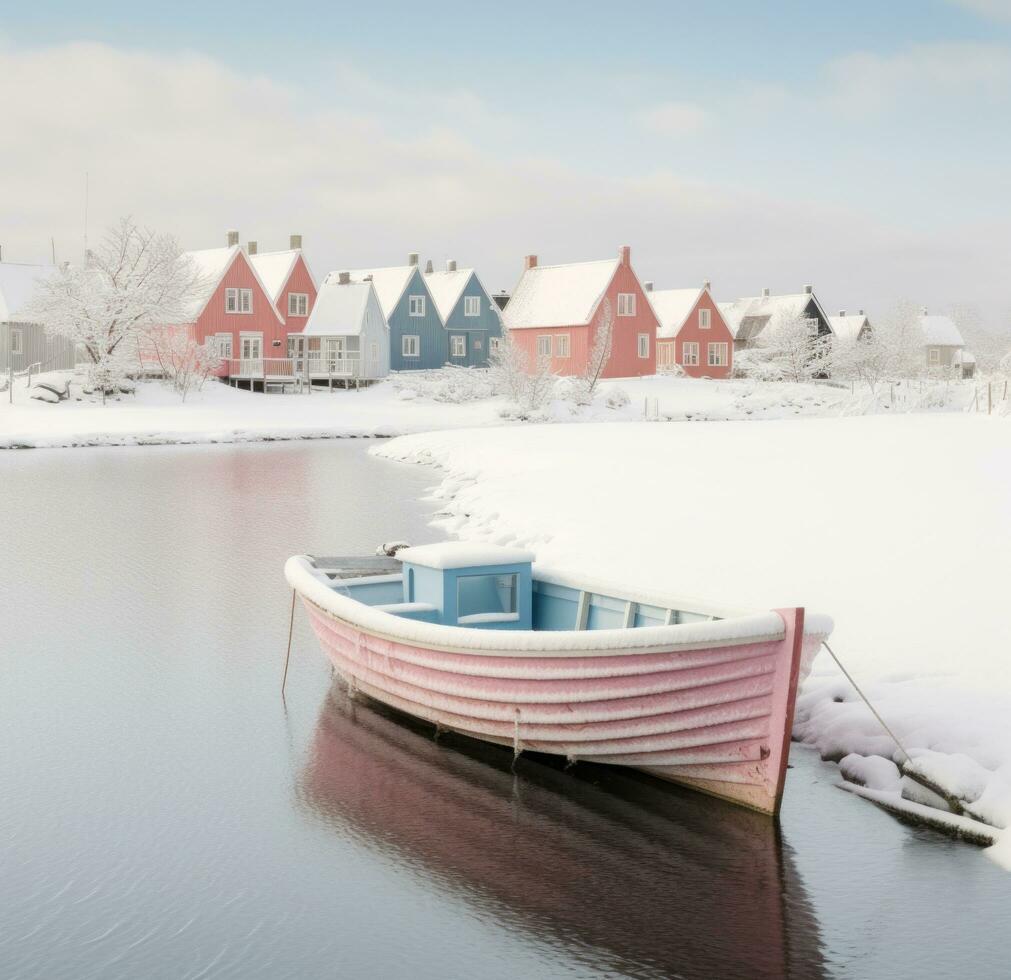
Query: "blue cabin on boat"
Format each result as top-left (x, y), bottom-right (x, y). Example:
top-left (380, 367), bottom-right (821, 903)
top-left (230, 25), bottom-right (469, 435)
top-left (394, 543), bottom-right (534, 630)
top-left (348, 253), bottom-right (444, 372)
top-left (424, 259), bottom-right (503, 368)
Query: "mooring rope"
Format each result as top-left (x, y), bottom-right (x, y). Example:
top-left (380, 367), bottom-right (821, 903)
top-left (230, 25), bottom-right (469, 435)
top-left (822, 640), bottom-right (912, 765)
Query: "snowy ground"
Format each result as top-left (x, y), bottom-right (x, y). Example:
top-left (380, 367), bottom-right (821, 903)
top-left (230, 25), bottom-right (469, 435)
top-left (0, 369), bottom-right (985, 450)
top-left (373, 415), bottom-right (1011, 866)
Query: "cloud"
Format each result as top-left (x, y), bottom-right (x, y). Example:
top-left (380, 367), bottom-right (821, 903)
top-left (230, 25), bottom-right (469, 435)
top-left (633, 101), bottom-right (710, 136)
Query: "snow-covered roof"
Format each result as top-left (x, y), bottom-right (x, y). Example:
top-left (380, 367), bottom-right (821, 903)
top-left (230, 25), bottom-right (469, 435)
top-left (180, 245), bottom-right (284, 324)
top-left (828, 314), bottom-right (871, 343)
top-left (423, 268), bottom-right (471, 321)
top-left (344, 265), bottom-right (417, 318)
top-left (0, 262), bottom-right (57, 321)
top-left (719, 291), bottom-right (829, 341)
top-left (651, 287), bottom-right (704, 339)
top-left (920, 314), bottom-right (964, 348)
top-left (304, 278), bottom-right (377, 337)
top-left (396, 542), bottom-right (535, 570)
top-left (503, 258), bottom-right (618, 329)
top-left (249, 249), bottom-right (316, 303)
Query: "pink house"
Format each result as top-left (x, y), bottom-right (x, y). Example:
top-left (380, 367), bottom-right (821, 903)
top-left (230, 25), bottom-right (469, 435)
top-left (502, 246), bottom-right (658, 378)
top-left (649, 281), bottom-right (734, 379)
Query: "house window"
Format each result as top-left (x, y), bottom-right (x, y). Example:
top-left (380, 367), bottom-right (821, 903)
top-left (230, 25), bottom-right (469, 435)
top-left (408, 295), bottom-right (426, 317)
top-left (226, 288), bottom-right (252, 313)
top-left (708, 342), bottom-right (728, 367)
top-left (239, 333), bottom-right (262, 360)
top-left (402, 335), bottom-right (420, 357)
top-left (682, 341), bottom-right (699, 366)
top-left (215, 332), bottom-right (233, 358)
top-left (555, 334), bottom-right (570, 358)
top-left (637, 333), bottom-right (650, 358)
top-left (464, 296), bottom-right (480, 317)
top-left (699, 308), bottom-right (711, 329)
top-left (929, 348), bottom-right (940, 365)
top-left (10, 328), bottom-right (23, 355)
top-left (489, 337), bottom-right (501, 354)
top-left (536, 335), bottom-right (553, 357)
top-left (451, 335), bottom-right (467, 357)
top-left (617, 293), bottom-right (636, 316)
top-left (288, 293), bottom-right (309, 317)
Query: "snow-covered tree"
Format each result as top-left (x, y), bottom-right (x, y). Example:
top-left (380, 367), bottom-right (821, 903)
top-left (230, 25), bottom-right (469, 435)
top-left (136, 326), bottom-right (220, 401)
top-left (874, 300), bottom-right (925, 379)
top-left (566, 298), bottom-right (614, 406)
top-left (754, 310), bottom-right (827, 383)
top-left (487, 329), bottom-right (555, 414)
top-left (24, 217), bottom-right (205, 397)
top-left (947, 302), bottom-right (1011, 374)
top-left (830, 330), bottom-right (888, 394)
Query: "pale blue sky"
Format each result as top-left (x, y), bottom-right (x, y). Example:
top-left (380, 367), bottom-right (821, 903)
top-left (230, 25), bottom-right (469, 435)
top-left (2, 1), bottom-right (1010, 323)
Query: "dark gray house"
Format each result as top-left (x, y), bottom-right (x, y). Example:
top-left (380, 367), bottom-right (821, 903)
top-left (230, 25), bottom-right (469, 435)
top-left (1, 262), bottom-right (77, 376)
top-left (719, 285), bottom-right (834, 351)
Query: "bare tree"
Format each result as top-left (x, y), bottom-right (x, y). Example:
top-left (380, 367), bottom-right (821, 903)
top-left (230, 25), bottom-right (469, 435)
top-left (137, 326), bottom-right (221, 401)
top-left (567, 298), bottom-right (614, 406)
top-left (487, 330), bottom-right (556, 414)
top-left (24, 217), bottom-right (205, 397)
top-left (947, 302), bottom-right (1011, 374)
top-left (755, 310), bottom-right (827, 383)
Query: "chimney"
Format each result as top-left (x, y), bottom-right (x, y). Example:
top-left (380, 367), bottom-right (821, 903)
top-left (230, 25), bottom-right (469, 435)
top-left (290, 234), bottom-right (302, 250)
top-left (247, 241), bottom-right (258, 255)
top-left (408, 252), bottom-right (419, 266)
top-left (447, 259), bottom-right (457, 272)
top-left (922, 306), bottom-right (928, 315)
top-left (643, 280), bottom-right (654, 292)
top-left (803, 284), bottom-right (813, 294)
top-left (703, 279), bottom-right (711, 290)
top-left (226, 229), bottom-right (239, 247)
top-left (858, 309), bottom-right (864, 316)
top-left (524, 254), bottom-right (538, 270)
top-left (762, 287), bottom-right (770, 297)
top-left (425, 259), bottom-right (433, 274)
top-left (838, 309), bottom-right (846, 317)
top-left (618, 245), bottom-right (631, 266)
top-left (338, 271), bottom-right (350, 285)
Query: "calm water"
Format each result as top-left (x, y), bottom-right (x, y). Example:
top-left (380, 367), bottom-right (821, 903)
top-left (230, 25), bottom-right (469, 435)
top-left (2, 441), bottom-right (1008, 979)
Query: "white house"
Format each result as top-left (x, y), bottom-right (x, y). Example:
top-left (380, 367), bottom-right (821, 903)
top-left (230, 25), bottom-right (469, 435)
top-left (920, 309), bottom-right (970, 375)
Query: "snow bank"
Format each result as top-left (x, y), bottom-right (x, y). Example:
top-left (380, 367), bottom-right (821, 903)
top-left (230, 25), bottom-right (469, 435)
top-left (373, 415), bottom-right (1011, 864)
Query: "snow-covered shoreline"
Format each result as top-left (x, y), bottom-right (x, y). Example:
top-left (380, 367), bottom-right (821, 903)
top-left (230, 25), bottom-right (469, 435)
top-left (372, 416), bottom-right (1011, 866)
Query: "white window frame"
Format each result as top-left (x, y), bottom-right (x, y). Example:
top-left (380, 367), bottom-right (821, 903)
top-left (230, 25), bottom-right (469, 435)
top-left (450, 335), bottom-right (467, 358)
top-left (536, 335), bottom-right (553, 357)
top-left (637, 333), bottom-right (650, 358)
top-left (555, 334), bottom-right (570, 358)
top-left (617, 293), bottom-right (636, 317)
top-left (699, 308), bottom-right (711, 330)
top-left (226, 287), bottom-right (253, 314)
top-left (239, 332), bottom-right (263, 360)
top-left (288, 292), bottom-right (309, 317)
top-left (402, 334), bottom-right (421, 358)
top-left (707, 342), bottom-right (728, 367)
top-left (464, 296), bottom-right (480, 317)
top-left (682, 341), bottom-right (699, 366)
top-left (489, 337), bottom-right (501, 354)
top-left (10, 327), bottom-right (23, 355)
top-left (929, 347), bottom-right (940, 365)
top-left (408, 295), bottom-right (426, 317)
top-left (215, 332), bottom-right (233, 359)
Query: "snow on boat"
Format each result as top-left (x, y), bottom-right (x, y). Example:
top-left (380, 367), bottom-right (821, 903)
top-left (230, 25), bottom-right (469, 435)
top-left (285, 543), bottom-right (832, 816)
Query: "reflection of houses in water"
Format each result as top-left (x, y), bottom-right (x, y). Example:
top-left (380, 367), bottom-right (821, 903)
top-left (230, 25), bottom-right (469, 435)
top-left (297, 689), bottom-right (827, 980)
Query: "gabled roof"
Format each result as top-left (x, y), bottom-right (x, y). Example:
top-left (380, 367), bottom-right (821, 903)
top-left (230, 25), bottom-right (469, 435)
top-left (828, 314), bottom-right (871, 343)
top-left (423, 267), bottom-right (501, 324)
top-left (719, 290), bottom-right (831, 341)
top-left (344, 265), bottom-right (419, 318)
top-left (650, 286), bottom-right (707, 339)
top-left (0, 262), bottom-right (57, 321)
top-left (249, 249), bottom-right (317, 304)
top-left (503, 258), bottom-right (619, 329)
top-left (304, 277), bottom-right (380, 337)
top-left (180, 245), bottom-right (284, 324)
top-left (920, 314), bottom-right (964, 347)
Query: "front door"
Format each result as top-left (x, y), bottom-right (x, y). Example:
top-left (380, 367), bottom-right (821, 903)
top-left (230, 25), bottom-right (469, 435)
top-left (240, 334), bottom-right (263, 376)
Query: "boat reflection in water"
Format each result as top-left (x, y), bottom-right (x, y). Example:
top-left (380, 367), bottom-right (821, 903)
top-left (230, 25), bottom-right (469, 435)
top-left (297, 686), bottom-right (827, 980)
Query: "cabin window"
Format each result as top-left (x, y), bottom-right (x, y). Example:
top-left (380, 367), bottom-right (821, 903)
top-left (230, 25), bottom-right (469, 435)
top-left (226, 288), bottom-right (253, 314)
top-left (682, 341), bottom-right (699, 366)
top-left (555, 334), bottom-right (570, 358)
top-left (10, 328), bottom-right (23, 355)
top-left (708, 342), bottom-right (728, 367)
top-left (402, 335), bottom-right (420, 357)
top-left (699, 308), bottom-right (711, 329)
top-left (637, 333), bottom-right (650, 358)
top-left (617, 293), bottom-right (636, 316)
top-left (451, 335), bottom-right (467, 357)
top-left (489, 337), bottom-right (501, 354)
top-left (409, 295), bottom-right (426, 317)
top-left (215, 333), bottom-right (233, 358)
top-left (288, 293), bottom-right (309, 317)
top-left (464, 296), bottom-right (480, 317)
top-left (929, 348), bottom-right (940, 365)
top-left (457, 573), bottom-right (518, 621)
top-left (536, 335), bottom-right (553, 357)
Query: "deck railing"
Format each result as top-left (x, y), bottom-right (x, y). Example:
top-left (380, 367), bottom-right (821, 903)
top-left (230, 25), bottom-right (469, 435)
top-left (225, 355), bottom-right (377, 384)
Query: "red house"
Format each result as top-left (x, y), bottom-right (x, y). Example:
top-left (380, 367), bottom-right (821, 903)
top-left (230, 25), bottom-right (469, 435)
top-left (248, 234), bottom-right (318, 336)
top-left (649, 281), bottom-right (733, 379)
top-left (503, 246), bottom-right (658, 378)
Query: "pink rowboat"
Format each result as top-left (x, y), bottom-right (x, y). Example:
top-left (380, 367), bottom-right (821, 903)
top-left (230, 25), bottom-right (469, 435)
top-left (285, 542), bottom-right (832, 816)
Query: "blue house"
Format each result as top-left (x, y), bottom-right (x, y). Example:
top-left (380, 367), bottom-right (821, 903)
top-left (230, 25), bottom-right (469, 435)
top-left (424, 259), bottom-right (503, 367)
top-left (348, 253), bottom-right (444, 371)
top-left (392, 543), bottom-right (534, 630)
